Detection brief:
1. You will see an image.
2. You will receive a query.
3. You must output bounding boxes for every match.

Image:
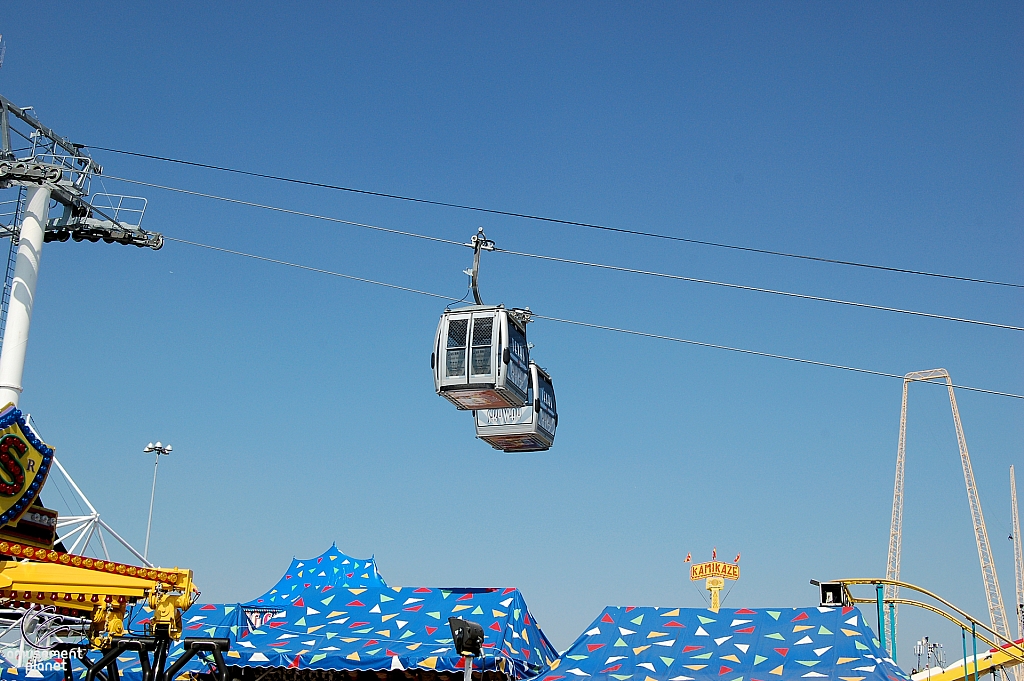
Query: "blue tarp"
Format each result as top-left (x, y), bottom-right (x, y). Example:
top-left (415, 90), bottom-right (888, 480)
top-left (218, 585), bottom-right (555, 678)
top-left (244, 544), bottom-right (386, 607)
top-left (533, 606), bottom-right (909, 681)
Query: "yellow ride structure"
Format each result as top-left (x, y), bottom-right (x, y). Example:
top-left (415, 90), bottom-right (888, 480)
top-left (0, 404), bottom-right (226, 681)
top-left (819, 578), bottom-right (1024, 681)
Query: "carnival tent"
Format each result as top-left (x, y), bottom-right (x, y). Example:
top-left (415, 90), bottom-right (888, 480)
top-left (533, 606), bottom-right (908, 681)
top-left (244, 544), bottom-right (386, 607)
top-left (218, 585), bottom-right (555, 678)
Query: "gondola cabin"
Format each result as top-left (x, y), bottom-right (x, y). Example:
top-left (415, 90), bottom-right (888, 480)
top-left (433, 305), bottom-right (530, 409)
top-left (475, 362), bottom-right (557, 452)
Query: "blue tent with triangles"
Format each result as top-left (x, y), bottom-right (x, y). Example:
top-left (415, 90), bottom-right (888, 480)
top-left (532, 606), bottom-right (909, 681)
top-left (216, 585), bottom-right (555, 678)
top-left (244, 544), bottom-right (385, 607)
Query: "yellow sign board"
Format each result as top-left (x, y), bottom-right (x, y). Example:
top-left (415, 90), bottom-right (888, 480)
top-left (689, 560), bottom-right (740, 581)
top-left (0, 404), bottom-right (53, 528)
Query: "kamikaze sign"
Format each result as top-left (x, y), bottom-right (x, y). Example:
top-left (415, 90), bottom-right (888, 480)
top-left (689, 560), bottom-right (740, 581)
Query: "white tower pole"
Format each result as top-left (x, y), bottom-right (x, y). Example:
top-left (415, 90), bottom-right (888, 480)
top-left (0, 184), bottom-right (51, 407)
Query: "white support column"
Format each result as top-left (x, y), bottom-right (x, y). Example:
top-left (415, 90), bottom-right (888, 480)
top-left (0, 185), bottom-right (51, 407)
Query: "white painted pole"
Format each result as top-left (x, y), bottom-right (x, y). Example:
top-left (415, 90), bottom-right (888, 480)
top-left (0, 185), bottom-right (51, 407)
top-left (144, 451), bottom-right (159, 560)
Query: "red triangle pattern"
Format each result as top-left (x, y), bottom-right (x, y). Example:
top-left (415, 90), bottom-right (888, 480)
top-left (774, 648), bottom-right (789, 656)
top-left (425, 626), bottom-right (438, 635)
top-left (666, 621), bottom-right (685, 628)
top-left (791, 611), bottom-right (809, 622)
top-left (736, 626), bottom-right (755, 634)
top-left (587, 644), bottom-right (605, 652)
top-left (719, 666), bottom-right (733, 675)
top-left (682, 645), bottom-right (703, 653)
top-left (736, 608), bottom-right (757, 614)
top-left (292, 597), bottom-right (305, 608)
top-left (601, 613), bottom-right (615, 623)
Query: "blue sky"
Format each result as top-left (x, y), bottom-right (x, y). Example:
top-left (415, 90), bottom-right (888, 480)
top-left (1, 1), bottom-right (1022, 656)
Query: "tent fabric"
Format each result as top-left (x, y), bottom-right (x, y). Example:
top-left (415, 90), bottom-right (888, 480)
top-left (228, 585), bottom-right (556, 678)
top-left (534, 606), bottom-right (909, 681)
top-left (245, 544), bottom-right (386, 607)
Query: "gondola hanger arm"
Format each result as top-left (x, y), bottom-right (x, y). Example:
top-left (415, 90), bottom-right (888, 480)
top-left (467, 227), bottom-right (495, 305)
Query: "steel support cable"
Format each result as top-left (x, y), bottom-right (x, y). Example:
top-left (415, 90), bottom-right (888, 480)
top-left (164, 237), bottom-right (462, 302)
top-left (163, 236), bottom-right (1024, 401)
top-left (494, 248), bottom-right (1024, 332)
top-left (88, 145), bottom-right (1024, 289)
top-left (107, 175), bottom-right (1023, 332)
top-left (102, 176), bottom-right (467, 249)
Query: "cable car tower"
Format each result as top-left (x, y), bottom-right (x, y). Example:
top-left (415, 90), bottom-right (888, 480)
top-left (0, 93), bottom-right (163, 407)
top-left (432, 228), bottom-right (558, 452)
top-left (885, 369), bottom-right (1011, 663)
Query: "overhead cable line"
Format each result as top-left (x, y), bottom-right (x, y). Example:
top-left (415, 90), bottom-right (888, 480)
top-left (495, 248), bottom-right (1024, 332)
top-left (90, 145), bottom-right (1024, 289)
top-left (165, 237), bottom-right (460, 302)
top-left (103, 176), bottom-right (466, 248)
top-left (162, 235), bottom-right (1024, 401)
top-left (107, 175), bottom-right (1024, 333)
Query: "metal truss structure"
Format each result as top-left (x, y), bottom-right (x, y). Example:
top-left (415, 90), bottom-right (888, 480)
top-left (885, 369), bottom-right (1011, 665)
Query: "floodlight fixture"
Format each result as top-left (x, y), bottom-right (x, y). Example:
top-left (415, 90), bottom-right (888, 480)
top-left (448, 617), bottom-right (484, 658)
top-left (818, 582), bottom-right (846, 608)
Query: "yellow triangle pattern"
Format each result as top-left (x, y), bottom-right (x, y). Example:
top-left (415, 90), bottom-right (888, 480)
top-left (770, 665), bottom-right (784, 675)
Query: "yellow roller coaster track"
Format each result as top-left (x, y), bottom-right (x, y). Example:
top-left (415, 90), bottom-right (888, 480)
top-left (831, 579), bottom-right (1024, 681)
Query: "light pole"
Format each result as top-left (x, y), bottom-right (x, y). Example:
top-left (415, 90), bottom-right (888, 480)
top-left (142, 441), bottom-right (172, 561)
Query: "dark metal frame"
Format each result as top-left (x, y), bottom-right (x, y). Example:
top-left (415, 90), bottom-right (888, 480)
top-left (56, 633), bottom-right (230, 681)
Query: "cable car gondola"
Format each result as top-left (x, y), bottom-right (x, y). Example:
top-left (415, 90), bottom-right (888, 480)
top-left (474, 361), bottom-right (557, 452)
top-left (433, 304), bottom-right (531, 409)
